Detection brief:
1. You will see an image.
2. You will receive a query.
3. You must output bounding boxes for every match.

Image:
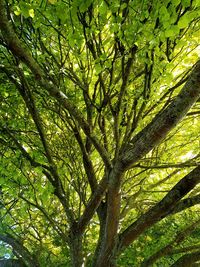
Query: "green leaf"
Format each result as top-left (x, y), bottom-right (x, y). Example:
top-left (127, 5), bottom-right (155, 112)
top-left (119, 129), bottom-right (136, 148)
top-left (165, 29), bottom-right (175, 37)
top-left (99, 1), bottom-right (107, 15)
top-left (79, 0), bottom-right (93, 12)
top-left (29, 9), bottom-right (34, 18)
top-left (178, 14), bottom-right (190, 28)
top-left (182, 0), bottom-right (191, 7)
top-left (48, 0), bottom-right (57, 4)
top-left (120, 3), bottom-right (127, 10)
top-left (159, 6), bottom-right (170, 22)
top-left (165, 25), bottom-right (180, 37)
top-left (95, 63), bottom-right (103, 74)
top-left (14, 6), bottom-right (21, 16)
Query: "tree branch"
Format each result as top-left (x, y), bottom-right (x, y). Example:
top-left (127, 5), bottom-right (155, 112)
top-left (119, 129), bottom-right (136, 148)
top-left (171, 194), bottom-right (200, 215)
top-left (117, 166), bottom-right (200, 253)
top-left (171, 245), bottom-right (200, 255)
top-left (1, 67), bottom-right (75, 223)
top-left (95, 57), bottom-right (200, 263)
top-left (0, 0), bottom-right (111, 169)
top-left (75, 174), bottom-right (108, 234)
top-left (19, 194), bottom-right (68, 243)
top-left (141, 219), bottom-right (200, 267)
top-left (171, 251), bottom-right (200, 267)
top-left (119, 60), bottom-right (200, 171)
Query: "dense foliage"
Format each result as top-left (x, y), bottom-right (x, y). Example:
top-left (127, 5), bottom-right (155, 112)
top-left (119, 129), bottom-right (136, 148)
top-left (0, 0), bottom-right (200, 266)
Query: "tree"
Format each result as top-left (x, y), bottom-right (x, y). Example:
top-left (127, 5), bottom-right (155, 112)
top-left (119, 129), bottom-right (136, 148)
top-left (0, 0), bottom-right (200, 266)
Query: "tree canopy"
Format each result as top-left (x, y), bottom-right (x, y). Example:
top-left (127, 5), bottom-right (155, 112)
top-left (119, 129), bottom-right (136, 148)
top-left (0, 0), bottom-right (200, 266)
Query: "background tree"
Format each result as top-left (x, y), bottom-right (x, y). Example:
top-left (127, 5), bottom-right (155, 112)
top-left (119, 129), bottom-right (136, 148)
top-left (0, 0), bottom-right (200, 266)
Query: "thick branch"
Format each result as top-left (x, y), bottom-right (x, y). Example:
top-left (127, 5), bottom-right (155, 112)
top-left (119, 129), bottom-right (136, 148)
top-left (95, 165), bottom-right (123, 267)
top-left (119, 61), bottom-right (200, 171)
top-left (91, 61), bottom-right (200, 265)
top-left (117, 166), bottom-right (200, 252)
top-left (171, 245), bottom-right (200, 255)
top-left (134, 162), bottom-right (200, 169)
top-left (171, 251), bottom-right (200, 267)
top-left (76, 174), bottom-right (108, 234)
top-left (171, 194), bottom-right (200, 214)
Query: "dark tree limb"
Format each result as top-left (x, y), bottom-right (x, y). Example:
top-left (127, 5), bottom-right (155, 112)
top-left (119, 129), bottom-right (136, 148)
top-left (117, 166), bottom-right (200, 253)
top-left (95, 58), bottom-right (200, 265)
top-left (171, 251), bottom-right (200, 267)
top-left (75, 174), bottom-right (108, 234)
top-left (119, 60), bottom-right (200, 171)
top-left (171, 194), bottom-right (200, 215)
top-left (171, 245), bottom-right (200, 255)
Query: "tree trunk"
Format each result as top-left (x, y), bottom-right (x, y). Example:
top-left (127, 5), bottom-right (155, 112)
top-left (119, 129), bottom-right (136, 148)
top-left (69, 234), bottom-right (83, 267)
top-left (92, 202), bottom-right (107, 267)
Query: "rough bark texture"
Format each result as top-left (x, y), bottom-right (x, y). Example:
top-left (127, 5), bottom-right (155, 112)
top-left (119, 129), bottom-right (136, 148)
top-left (95, 166), bottom-right (123, 267)
top-left (68, 234), bottom-right (83, 267)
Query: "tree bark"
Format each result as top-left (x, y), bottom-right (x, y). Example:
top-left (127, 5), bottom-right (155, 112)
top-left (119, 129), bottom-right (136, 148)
top-left (120, 60), bottom-right (200, 171)
top-left (93, 57), bottom-right (200, 265)
top-left (94, 166), bottom-right (123, 267)
top-left (68, 233), bottom-right (83, 267)
top-left (171, 194), bottom-right (200, 214)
